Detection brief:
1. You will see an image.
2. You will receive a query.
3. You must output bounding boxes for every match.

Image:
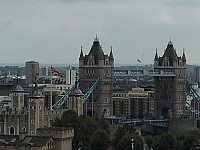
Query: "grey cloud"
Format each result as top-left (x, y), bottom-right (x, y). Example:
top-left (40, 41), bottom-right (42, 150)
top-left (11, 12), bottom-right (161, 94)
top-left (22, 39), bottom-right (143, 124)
top-left (0, 0), bottom-right (199, 65)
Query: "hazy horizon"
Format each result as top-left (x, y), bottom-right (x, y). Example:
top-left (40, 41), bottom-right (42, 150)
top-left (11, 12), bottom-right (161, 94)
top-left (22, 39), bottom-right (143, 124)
top-left (0, 0), bottom-right (200, 65)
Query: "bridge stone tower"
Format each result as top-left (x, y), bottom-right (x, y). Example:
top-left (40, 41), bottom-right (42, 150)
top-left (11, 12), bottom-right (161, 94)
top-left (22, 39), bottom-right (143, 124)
top-left (79, 36), bottom-right (114, 118)
top-left (154, 41), bottom-right (187, 119)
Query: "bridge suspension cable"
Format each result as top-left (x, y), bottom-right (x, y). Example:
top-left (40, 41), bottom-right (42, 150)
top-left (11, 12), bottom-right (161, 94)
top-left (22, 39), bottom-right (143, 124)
top-left (82, 77), bottom-right (100, 104)
top-left (52, 78), bottom-right (80, 110)
top-left (186, 81), bottom-right (200, 118)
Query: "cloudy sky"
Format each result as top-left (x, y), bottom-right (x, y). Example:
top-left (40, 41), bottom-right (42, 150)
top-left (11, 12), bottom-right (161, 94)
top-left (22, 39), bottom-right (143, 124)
top-left (0, 0), bottom-right (200, 65)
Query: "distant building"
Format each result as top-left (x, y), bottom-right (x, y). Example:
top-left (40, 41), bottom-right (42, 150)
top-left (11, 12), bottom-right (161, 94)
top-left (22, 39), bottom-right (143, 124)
top-left (43, 84), bottom-right (71, 109)
top-left (0, 84), bottom-right (15, 96)
top-left (39, 66), bottom-right (48, 77)
top-left (154, 41), bottom-right (187, 119)
top-left (66, 65), bottom-right (77, 85)
top-left (113, 88), bottom-right (154, 118)
top-left (79, 37), bottom-right (114, 118)
top-left (25, 61), bottom-right (39, 85)
top-left (0, 95), bottom-right (12, 107)
top-left (194, 66), bottom-right (200, 83)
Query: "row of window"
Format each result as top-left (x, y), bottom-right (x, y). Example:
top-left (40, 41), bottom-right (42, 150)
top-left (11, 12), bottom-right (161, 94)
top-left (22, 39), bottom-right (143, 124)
top-left (9, 126), bottom-right (26, 135)
top-left (86, 60), bottom-right (110, 65)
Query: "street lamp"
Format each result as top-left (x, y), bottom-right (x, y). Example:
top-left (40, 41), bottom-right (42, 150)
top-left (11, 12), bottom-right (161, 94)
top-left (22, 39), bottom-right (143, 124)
top-left (131, 138), bottom-right (134, 150)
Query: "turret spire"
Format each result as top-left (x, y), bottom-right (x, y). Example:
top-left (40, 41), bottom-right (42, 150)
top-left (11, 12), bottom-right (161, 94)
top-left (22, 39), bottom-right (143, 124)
top-left (182, 48), bottom-right (186, 61)
top-left (33, 72), bottom-right (42, 97)
top-left (17, 69), bottom-right (19, 85)
top-left (168, 38), bottom-right (173, 46)
top-left (79, 46), bottom-right (84, 60)
top-left (109, 46), bottom-right (114, 60)
top-left (14, 69), bottom-right (23, 91)
top-left (94, 34), bottom-right (99, 43)
top-left (154, 48), bottom-right (159, 61)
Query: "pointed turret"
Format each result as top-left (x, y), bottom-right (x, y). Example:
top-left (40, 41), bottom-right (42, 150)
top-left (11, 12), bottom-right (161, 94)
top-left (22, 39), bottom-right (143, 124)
top-left (69, 72), bottom-right (83, 116)
top-left (109, 46), bottom-right (114, 60)
top-left (13, 71), bottom-right (24, 92)
top-left (162, 41), bottom-right (178, 66)
top-left (12, 71), bottom-right (24, 110)
top-left (154, 49), bottom-right (159, 61)
top-left (182, 49), bottom-right (186, 61)
top-left (93, 34), bottom-right (99, 43)
top-left (79, 46), bottom-right (84, 60)
top-left (88, 36), bottom-right (104, 60)
top-left (31, 73), bottom-right (42, 97)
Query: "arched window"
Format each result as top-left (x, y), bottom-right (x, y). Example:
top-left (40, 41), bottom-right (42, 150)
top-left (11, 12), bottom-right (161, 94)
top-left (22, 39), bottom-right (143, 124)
top-left (10, 127), bottom-right (14, 135)
top-left (23, 127), bottom-right (26, 132)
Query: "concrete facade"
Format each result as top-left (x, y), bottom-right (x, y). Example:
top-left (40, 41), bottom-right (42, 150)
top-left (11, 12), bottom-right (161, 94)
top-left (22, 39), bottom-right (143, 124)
top-left (66, 65), bottom-right (77, 85)
top-left (25, 61), bottom-right (39, 85)
top-left (113, 88), bottom-right (154, 118)
top-left (194, 66), bottom-right (200, 83)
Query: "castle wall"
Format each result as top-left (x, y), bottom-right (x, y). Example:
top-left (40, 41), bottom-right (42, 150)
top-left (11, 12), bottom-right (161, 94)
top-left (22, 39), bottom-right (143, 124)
top-left (168, 119), bottom-right (198, 133)
top-left (37, 127), bottom-right (74, 150)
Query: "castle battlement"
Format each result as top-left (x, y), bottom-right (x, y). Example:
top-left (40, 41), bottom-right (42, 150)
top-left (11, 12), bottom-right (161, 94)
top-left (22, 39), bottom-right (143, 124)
top-left (36, 127), bottom-right (74, 139)
top-left (44, 109), bottom-right (67, 116)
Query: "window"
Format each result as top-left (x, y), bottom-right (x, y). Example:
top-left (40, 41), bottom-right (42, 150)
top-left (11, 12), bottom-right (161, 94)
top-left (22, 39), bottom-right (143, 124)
top-left (10, 127), bottom-right (14, 135)
top-left (23, 127), bottom-right (26, 132)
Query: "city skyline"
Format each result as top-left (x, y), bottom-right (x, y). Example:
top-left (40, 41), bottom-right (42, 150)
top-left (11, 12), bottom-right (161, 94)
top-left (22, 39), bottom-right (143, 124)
top-left (0, 0), bottom-right (200, 65)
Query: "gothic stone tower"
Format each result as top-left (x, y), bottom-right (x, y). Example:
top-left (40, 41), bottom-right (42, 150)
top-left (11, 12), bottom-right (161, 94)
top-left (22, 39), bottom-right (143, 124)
top-left (154, 41), bottom-right (187, 119)
top-left (68, 79), bottom-right (84, 116)
top-left (28, 84), bottom-right (44, 135)
top-left (12, 84), bottom-right (24, 111)
top-left (79, 37), bottom-right (114, 118)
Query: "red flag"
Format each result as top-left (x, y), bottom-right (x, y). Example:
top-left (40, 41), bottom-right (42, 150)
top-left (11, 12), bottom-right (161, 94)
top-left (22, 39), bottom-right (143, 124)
top-left (51, 66), bottom-right (63, 77)
top-left (137, 59), bottom-right (141, 63)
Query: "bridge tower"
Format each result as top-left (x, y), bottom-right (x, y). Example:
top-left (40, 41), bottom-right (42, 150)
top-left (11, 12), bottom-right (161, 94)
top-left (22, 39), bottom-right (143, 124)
top-left (154, 41), bottom-right (187, 119)
top-left (79, 36), bottom-right (114, 118)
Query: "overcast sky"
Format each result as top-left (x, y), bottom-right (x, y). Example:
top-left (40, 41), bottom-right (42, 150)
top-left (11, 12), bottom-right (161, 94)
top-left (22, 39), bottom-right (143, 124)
top-left (0, 0), bottom-right (200, 65)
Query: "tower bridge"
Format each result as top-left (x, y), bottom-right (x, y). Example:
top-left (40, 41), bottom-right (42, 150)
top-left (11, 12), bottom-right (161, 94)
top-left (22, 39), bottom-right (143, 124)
top-left (114, 69), bottom-right (176, 77)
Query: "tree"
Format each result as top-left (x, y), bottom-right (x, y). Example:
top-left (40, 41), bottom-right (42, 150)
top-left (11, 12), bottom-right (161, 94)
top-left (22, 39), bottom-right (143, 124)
top-left (52, 110), bottom-right (110, 150)
top-left (152, 135), bottom-right (162, 150)
top-left (77, 115), bottom-right (100, 149)
top-left (174, 132), bottom-right (187, 150)
top-left (118, 134), bottom-right (143, 150)
top-left (183, 134), bottom-right (198, 150)
top-left (52, 110), bottom-right (79, 128)
top-left (144, 135), bottom-right (153, 148)
top-left (114, 125), bottom-right (137, 150)
top-left (152, 133), bottom-right (177, 150)
top-left (160, 133), bottom-right (177, 150)
top-left (151, 132), bottom-right (199, 150)
top-left (90, 129), bottom-right (110, 150)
